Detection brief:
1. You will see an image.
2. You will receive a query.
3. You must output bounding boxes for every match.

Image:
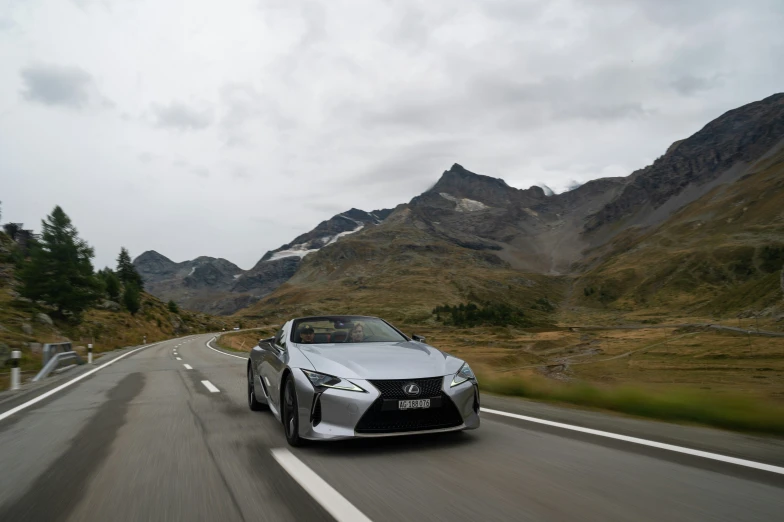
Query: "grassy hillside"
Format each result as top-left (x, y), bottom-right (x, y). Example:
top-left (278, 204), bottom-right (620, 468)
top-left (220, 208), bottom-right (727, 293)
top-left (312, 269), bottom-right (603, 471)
top-left (574, 145), bottom-right (784, 317)
top-left (239, 213), bottom-right (567, 326)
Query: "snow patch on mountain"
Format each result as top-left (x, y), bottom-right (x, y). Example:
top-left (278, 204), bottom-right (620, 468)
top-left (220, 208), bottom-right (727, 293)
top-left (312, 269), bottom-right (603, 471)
top-left (439, 192), bottom-right (489, 212)
top-left (327, 225), bottom-right (364, 245)
top-left (268, 224), bottom-right (365, 261)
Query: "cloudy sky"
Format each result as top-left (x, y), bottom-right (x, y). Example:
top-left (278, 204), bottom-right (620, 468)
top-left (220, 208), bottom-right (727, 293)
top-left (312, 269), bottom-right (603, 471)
top-left (1, 0), bottom-right (782, 269)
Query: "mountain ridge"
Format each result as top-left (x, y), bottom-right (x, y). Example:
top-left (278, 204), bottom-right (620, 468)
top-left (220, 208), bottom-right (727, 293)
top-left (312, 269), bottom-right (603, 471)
top-left (136, 93), bottom-right (784, 319)
top-left (134, 206), bottom-right (394, 314)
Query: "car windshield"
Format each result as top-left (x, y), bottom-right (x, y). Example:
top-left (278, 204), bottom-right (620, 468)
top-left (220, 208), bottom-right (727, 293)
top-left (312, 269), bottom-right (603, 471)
top-left (291, 316), bottom-right (407, 344)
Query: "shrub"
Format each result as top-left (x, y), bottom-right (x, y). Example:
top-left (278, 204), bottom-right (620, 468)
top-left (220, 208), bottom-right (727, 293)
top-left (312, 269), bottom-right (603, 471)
top-left (432, 302), bottom-right (531, 327)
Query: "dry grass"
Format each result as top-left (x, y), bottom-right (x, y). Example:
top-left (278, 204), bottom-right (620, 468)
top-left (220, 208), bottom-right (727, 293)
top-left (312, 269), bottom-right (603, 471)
top-left (479, 372), bottom-right (784, 436)
top-left (216, 328), bottom-right (276, 353)
top-left (424, 324), bottom-right (784, 401)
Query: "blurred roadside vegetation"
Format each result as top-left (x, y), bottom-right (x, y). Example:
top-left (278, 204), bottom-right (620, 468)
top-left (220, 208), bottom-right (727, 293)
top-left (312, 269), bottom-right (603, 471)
top-left (0, 203), bottom-right (228, 388)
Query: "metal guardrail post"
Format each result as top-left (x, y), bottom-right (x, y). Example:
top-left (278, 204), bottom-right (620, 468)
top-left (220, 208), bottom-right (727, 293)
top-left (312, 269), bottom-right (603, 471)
top-left (42, 342), bottom-right (73, 365)
top-left (32, 352), bottom-right (82, 382)
top-left (11, 350), bottom-right (20, 391)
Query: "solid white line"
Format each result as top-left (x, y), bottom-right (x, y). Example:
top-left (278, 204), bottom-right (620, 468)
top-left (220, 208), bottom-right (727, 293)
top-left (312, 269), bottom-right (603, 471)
top-left (271, 448), bottom-right (372, 522)
top-left (201, 380), bottom-right (220, 393)
top-left (183, 364), bottom-right (193, 370)
top-left (205, 337), bottom-right (245, 360)
top-left (175, 357), bottom-right (182, 361)
top-left (0, 342), bottom-right (163, 423)
top-left (480, 408), bottom-right (784, 475)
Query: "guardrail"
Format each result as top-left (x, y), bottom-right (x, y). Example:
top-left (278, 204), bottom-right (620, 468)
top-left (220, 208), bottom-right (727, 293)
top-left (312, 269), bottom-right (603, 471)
top-left (42, 342), bottom-right (73, 365)
top-left (32, 351), bottom-right (83, 382)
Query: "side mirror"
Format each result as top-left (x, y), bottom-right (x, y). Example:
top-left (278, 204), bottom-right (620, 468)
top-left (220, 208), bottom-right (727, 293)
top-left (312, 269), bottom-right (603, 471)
top-left (412, 334), bottom-right (426, 343)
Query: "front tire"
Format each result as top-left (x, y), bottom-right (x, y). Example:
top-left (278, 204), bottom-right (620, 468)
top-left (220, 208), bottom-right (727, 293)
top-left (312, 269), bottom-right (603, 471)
top-left (248, 365), bottom-right (265, 411)
top-left (282, 375), bottom-right (304, 447)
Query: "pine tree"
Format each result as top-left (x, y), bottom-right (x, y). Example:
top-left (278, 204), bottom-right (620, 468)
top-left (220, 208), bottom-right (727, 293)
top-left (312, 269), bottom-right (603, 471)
top-left (116, 247), bottom-right (144, 290)
top-left (123, 283), bottom-right (141, 315)
top-left (167, 300), bottom-right (179, 313)
top-left (19, 206), bottom-right (99, 318)
top-left (105, 270), bottom-right (121, 301)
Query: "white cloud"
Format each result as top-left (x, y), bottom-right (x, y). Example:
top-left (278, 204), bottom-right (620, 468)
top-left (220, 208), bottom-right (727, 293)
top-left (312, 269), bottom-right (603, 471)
top-left (0, 0), bottom-right (782, 269)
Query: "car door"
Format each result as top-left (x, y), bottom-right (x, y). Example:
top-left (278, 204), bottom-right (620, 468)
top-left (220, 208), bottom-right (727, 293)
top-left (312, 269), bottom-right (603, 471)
top-left (261, 325), bottom-right (289, 411)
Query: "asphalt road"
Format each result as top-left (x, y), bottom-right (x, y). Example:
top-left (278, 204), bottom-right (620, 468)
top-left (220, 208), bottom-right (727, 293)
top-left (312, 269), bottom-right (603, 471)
top-left (0, 333), bottom-right (782, 522)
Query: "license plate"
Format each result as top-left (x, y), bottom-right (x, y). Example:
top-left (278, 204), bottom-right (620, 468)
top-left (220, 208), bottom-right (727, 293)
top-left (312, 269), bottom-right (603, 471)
top-left (398, 399), bottom-right (430, 410)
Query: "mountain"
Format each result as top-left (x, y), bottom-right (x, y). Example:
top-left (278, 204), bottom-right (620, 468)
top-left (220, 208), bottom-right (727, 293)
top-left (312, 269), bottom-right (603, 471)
top-left (237, 93), bottom-right (784, 322)
top-left (136, 93), bottom-right (784, 320)
top-left (134, 208), bottom-right (393, 315)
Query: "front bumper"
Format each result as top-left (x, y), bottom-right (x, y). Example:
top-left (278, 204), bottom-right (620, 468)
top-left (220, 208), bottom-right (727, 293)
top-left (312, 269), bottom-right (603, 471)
top-left (290, 371), bottom-right (480, 441)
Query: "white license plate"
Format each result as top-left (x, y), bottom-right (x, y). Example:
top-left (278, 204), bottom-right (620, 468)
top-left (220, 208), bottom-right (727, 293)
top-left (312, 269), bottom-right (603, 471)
top-left (398, 399), bottom-right (430, 410)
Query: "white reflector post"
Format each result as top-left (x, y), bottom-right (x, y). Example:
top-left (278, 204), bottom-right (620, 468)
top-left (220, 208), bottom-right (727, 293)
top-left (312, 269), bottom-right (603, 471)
top-left (10, 350), bottom-right (21, 390)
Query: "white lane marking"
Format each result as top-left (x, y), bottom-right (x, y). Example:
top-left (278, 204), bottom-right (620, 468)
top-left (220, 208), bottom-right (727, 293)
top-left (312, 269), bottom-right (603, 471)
top-left (201, 380), bottom-right (220, 393)
top-left (271, 448), bottom-right (373, 522)
top-left (480, 408), bottom-right (784, 475)
top-left (205, 337), bottom-right (245, 360)
top-left (0, 342), bottom-right (163, 423)
top-left (183, 364), bottom-right (193, 370)
top-left (175, 357), bottom-right (182, 361)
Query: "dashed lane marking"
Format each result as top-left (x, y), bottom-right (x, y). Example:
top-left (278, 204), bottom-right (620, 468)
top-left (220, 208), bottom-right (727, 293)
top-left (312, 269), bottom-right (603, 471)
top-left (201, 380), bottom-right (220, 393)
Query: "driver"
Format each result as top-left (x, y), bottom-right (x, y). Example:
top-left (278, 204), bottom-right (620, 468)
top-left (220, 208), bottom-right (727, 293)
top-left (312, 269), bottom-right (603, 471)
top-left (299, 325), bottom-right (315, 344)
top-left (349, 322), bottom-right (365, 343)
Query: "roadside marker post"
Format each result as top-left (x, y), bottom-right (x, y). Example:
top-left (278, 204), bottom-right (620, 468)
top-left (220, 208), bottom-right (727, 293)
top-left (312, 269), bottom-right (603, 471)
top-left (143, 335), bottom-right (147, 345)
top-left (88, 343), bottom-right (93, 365)
top-left (10, 350), bottom-right (21, 390)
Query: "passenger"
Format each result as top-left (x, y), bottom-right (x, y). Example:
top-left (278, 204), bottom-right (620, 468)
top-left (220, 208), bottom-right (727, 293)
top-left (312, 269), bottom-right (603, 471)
top-left (299, 325), bottom-right (315, 344)
top-left (349, 323), bottom-right (365, 343)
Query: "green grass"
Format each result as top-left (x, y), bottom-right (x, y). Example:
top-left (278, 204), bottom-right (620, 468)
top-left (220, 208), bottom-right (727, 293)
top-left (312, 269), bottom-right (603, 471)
top-left (479, 373), bottom-right (784, 436)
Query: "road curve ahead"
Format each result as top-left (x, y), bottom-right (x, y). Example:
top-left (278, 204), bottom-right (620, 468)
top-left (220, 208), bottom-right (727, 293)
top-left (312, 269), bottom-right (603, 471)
top-left (0, 333), bottom-right (782, 522)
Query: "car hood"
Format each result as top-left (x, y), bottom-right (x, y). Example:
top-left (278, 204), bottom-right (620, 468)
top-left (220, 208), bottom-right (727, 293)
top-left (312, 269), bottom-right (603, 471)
top-left (295, 341), bottom-right (464, 380)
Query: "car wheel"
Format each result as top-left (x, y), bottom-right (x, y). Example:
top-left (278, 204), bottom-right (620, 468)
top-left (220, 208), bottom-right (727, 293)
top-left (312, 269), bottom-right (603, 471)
top-left (248, 365), bottom-right (265, 411)
top-left (282, 375), bottom-right (304, 446)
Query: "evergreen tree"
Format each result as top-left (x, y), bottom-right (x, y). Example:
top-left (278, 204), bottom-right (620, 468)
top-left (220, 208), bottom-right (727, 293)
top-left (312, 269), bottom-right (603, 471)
top-left (116, 247), bottom-right (144, 290)
top-left (123, 283), bottom-right (141, 315)
top-left (167, 300), bottom-right (179, 313)
top-left (105, 271), bottom-right (121, 301)
top-left (19, 206), bottom-right (99, 318)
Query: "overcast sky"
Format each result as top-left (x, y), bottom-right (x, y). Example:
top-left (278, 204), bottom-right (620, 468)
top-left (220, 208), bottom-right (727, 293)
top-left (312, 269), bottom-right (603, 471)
top-left (1, 0), bottom-right (782, 269)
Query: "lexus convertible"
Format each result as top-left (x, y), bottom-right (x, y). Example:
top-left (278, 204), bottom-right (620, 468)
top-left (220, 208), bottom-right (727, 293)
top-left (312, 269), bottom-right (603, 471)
top-left (247, 315), bottom-right (480, 445)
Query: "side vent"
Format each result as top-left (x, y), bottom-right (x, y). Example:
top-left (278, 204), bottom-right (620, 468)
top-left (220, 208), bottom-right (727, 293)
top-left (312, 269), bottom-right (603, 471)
top-left (311, 393), bottom-right (323, 427)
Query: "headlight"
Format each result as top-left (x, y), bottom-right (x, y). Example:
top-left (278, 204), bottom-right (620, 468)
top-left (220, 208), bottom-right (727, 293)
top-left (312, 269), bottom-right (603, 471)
top-left (301, 369), bottom-right (366, 392)
top-left (451, 362), bottom-right (476, 387)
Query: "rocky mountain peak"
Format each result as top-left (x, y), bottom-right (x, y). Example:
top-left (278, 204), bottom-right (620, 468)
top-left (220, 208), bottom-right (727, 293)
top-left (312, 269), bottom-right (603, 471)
top-left (587, 92), bottom-right (784, 231)
top-left (134, 250), bottom-right (176, 276)
top-left (429, 164), bottom-right (513, 205)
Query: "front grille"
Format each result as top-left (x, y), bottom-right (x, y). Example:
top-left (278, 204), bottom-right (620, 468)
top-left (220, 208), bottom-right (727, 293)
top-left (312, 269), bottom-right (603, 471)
top-left (355, 392), bottom-right (464, 434)
top-left (369, 377), bottom-right (444, 399)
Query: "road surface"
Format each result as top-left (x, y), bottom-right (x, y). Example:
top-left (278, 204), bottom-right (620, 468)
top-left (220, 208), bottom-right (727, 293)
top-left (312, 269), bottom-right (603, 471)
top-left (0, 333), bottom-right (782, 521)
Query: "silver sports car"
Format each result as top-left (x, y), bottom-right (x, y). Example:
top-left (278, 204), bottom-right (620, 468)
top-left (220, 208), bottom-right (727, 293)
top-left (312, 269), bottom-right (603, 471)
top-left (247, 315), bottom-right (480, 445)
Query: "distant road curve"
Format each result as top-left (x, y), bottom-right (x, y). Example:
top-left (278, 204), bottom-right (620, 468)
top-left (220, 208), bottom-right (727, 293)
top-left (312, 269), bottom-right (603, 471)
top-left (567, 322), bottom-right (784, 337)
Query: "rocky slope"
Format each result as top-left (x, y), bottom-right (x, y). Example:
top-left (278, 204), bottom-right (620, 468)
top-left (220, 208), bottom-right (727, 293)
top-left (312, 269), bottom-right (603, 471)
top-left (134, 208), bottom-right (393, 314)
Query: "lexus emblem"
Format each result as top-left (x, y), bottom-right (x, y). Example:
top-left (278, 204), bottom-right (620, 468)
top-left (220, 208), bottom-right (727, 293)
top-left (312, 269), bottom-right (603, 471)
top-left (403, 383), bottom-right (420, 396)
